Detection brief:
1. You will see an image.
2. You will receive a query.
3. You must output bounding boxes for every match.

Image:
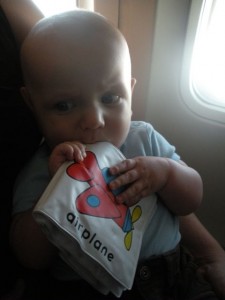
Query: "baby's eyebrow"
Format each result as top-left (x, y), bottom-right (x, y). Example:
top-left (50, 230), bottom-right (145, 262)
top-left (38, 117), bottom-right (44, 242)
top-left (102, 80), bottom-right (126, 92)
top-left (47, 92), bottom-right (82, 102)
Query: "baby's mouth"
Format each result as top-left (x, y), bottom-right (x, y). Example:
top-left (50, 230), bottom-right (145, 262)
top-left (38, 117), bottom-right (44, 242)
top-left (81, 137), bottom-right (109, 145)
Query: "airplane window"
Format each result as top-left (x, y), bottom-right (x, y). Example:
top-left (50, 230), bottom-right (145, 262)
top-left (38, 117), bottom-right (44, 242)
top-left (31, 0), bottom-right (94, 17)
top-left (191, 0), bottom-right (225, 108)
top-left (180, 0), bottom-right (225, 124)
top-left (32, 0), bottom-right (76, 16)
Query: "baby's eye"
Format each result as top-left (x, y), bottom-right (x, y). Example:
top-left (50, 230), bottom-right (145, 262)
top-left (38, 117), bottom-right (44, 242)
top-left (101, 94), bottom-right (120, 104)
top-left (54, 101), bottom-right (74, 112)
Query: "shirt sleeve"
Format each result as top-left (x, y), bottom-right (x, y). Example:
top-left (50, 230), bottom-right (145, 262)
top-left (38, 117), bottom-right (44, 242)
top-left (145, 123), bottom-right (180, 160)
top-left (12, 144), bottom-right (50, 215)
top-left (121, 121), bottom-right (180, 161)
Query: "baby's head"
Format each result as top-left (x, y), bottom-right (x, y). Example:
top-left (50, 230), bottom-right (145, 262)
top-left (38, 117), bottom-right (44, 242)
top-left (21, 10), bottom-right (136, 149)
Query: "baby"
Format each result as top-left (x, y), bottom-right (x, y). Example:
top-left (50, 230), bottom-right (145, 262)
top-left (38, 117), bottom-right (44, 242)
top-left (10, 9), bottom-right (217, 299)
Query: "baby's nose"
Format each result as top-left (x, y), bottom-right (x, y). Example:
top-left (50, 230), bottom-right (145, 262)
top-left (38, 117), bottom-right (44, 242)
top-left (81, 106), bottom-right (105, 129)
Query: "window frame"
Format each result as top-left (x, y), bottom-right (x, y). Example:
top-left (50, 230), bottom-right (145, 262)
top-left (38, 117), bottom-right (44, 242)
top-left (180, 0), bottom-right (225, 124)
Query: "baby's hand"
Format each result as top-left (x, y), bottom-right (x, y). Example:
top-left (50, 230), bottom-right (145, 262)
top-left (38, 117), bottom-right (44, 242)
top-left (48, 142), bottom-right (86, 177)
top-left (109, 156), bottom-right (168, 206)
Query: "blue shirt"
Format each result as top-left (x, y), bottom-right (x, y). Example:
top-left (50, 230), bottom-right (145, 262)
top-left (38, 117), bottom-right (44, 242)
top-left (13, 121), bottom-right (181, 270)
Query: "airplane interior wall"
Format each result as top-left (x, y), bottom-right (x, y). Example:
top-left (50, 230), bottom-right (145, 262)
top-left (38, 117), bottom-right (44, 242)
top-left (95, 0), bottom-right (156, 120)
top-left (97, 0), bottom-right (225, 246)
top-left (145, 0), bottom-right (225, 246)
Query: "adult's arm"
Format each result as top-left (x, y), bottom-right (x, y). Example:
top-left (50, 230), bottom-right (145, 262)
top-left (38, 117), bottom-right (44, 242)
top-left (180, 214), bottom-right (225, 299)
top-left (0, 0), bottom-right (44, 46)
top-left (10, 209), bottom-right (57, 269)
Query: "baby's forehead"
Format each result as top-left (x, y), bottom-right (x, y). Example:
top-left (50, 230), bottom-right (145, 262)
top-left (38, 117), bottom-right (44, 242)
top-left (21, 10), bottom-right (131, 86)
top-left (28, 10), bottom-right (122, 47)
top-left (22, 10), bottom-right (128, 67)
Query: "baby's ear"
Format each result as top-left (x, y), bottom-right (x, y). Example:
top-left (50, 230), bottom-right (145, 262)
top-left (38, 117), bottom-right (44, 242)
top-left (131, 78), bottom-right (136, 93)
top-left (20, 86), bottom-right (34, 111)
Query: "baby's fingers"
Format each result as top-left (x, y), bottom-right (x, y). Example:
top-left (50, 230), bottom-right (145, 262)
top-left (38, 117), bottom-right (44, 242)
top-left (49, 142), bottom-right (86, 176)
top-left (109, 159), bottom-right (136, 176)
top-left (68, 142), bottom-right (86, 161)
top-left (109, 168), bottom-right (138, 190)
top-left (115, 182), bottom-right (148, 205)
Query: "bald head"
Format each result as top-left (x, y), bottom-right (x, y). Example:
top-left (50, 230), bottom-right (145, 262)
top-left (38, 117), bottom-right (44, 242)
top-left (21, 10), bottom-right (131, 89)
top-left (20, 10), bottom-right (136, 150)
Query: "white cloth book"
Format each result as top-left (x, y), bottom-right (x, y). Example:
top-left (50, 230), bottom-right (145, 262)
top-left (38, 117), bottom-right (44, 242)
top-left (33, 142), bottom-right (157, 297)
